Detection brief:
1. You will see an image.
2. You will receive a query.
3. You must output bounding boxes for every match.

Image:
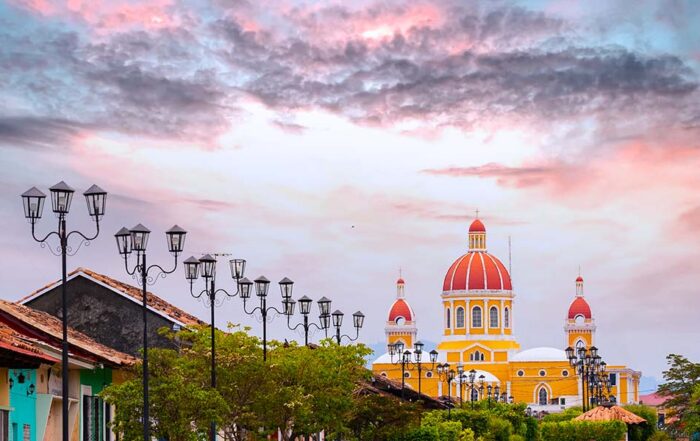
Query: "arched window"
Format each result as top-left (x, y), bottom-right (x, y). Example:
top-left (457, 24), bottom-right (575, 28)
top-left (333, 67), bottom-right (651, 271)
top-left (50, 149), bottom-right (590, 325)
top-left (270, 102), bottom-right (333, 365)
top-left (489, 306), bottom-right (499, 328)
top-left (504, 307), bottom-right (510, 328)
top-left (446, 308), bottom-right (451, 328)
top-left (456, 307), bottom-right (465, 328)
top-left (470, 350), bottom-right (482, 362)
top-left (472, 306), bottom-right (482, 328)
top-left (538, 387), bottom-right (548, 405)
top-left (471, 388), bottom-right (479, 402)
top-left (576, 339), bottom-right (585, 350)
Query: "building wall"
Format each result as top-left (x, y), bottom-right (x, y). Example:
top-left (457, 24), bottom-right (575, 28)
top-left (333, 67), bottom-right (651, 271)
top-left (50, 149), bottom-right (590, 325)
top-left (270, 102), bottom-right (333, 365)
top-left (25, 276), bottom-right (181, 356)
top-left (9, 369), bottom-right (37, 441)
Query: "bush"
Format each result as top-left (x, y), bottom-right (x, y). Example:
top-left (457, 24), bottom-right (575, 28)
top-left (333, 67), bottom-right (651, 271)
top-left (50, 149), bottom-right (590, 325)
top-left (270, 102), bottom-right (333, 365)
top-left (484, 417), bottom-right (513, 441)
top-left (509, 435), bottom-right (525, 441)
top-left (540, 420), bottom-right (626, 441)
top-left (647, 431), bottom-right (673, 441)
top-left (624, 405), bottom-right (658, 441)
top-left (541, 407), bottom-right (583, 423)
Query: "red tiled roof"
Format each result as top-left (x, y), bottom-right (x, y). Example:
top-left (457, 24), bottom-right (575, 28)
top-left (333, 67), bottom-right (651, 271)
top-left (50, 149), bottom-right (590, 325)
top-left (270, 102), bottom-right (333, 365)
top-left (568, 297), bottom-right (592, 319)
top-left (19, 267), bottom-right (204, 327)
top-left (0, 321), bottom-right (58, 363)
top-left (443, 251), bottom-right (512, 291)
top-left (574, 405), bottom-right (646, 424)
top-left (0, 299), bottom-right (135, 366)
top-left (639, 392), bottom-right (667, 407)
top-left (469, 219), bottom-right (486, 232)
top-left (388, 299), bottom-right (413, 322)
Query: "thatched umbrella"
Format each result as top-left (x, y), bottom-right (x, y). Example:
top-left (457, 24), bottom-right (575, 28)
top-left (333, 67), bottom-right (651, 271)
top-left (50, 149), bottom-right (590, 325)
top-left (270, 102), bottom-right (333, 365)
top-left (574, 406), bottom-right (646, 441)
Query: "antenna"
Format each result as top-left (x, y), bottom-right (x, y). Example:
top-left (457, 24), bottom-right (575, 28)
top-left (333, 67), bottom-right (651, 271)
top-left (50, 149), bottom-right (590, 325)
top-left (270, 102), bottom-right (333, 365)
top-left (508, 236), bottom-right (512, 280)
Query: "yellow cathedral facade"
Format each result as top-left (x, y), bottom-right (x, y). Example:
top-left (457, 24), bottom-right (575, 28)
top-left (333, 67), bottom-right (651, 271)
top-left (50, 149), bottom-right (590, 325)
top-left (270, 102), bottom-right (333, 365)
top-left (372, 218), bottom-right (641, 411)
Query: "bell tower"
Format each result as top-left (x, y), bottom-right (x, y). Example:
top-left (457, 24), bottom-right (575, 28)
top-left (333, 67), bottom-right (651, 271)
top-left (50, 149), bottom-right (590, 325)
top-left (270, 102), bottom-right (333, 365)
top-left (565, 276), bottom-right (596, 349)
top-left (385, 277), bottom-right (417, 349)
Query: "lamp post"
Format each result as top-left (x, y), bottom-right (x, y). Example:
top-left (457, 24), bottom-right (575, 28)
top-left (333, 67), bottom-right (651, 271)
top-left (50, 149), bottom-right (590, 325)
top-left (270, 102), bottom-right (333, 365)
top-left (466, 369), bottom-right (476, 409)
top-left (115, 224), bottom-right (186, 441)
top-left (284, 296), bottom-right (330, 346)
top-left (478, 374), bottom-right (485, 402)
top-left (456, 364), bottom-right (465, 405)
top-left (567, 345), bottom-right (609, 411)
top-left (21, 181), bottom-right (106, 441)
top-left (183, 254), bottom-right (245, 441)
top-left (330, 310), bottom-right (366, 344)
top-left (388, 341), bottom-right (438, 397)
top-left (237, 276), bottom-right (293, 361)
top-left (487, 384), bottom-right (493, 408)
top-left (437, 363), bottom-right (456, 417)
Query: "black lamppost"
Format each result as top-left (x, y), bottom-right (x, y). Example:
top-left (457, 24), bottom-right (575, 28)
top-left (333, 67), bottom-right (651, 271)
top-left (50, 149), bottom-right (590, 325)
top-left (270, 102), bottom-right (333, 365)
top-left (330, 310), bottom-right (366, 344)
top-left (21, 181), bottom-right (106, 441)
top-left (487, 384), bottom-right (493, 408)
top-left (115, 224), bottom-right (186, 441)
top-left (436, 363), bottom-right (456, 416)
top-left (465, 369), bottom-right (477, 409)
top-left (566, 345), bottom-right (607, 411)
top-left (237, 276), bottom-right (293, 361)
top-left (388, 341), bottom-right (438, 397)
top-left (183, 254), bottom-right (245, 441)
top-left (478, 374), bottom-right (485, 402)
top-left (456, 364), bottom-right (465, 405)
top-left (284, 296), bottom-right (331, 345)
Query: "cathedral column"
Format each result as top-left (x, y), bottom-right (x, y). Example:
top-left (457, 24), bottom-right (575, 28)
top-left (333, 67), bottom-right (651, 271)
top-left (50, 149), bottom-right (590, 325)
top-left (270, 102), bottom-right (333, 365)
top-left (500, 299), bottom-right (505, 335)
top-left (450, 299), bottom-right (455, 332)
top-left (466, 298), bottom-right (470, 331)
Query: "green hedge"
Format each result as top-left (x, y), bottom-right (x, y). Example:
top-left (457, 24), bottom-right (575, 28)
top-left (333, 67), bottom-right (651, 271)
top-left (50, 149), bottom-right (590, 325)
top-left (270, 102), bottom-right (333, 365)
top-left (540, 420), bottom-right (626, 441)
top-left (623, 405), bottom-right (657, 441)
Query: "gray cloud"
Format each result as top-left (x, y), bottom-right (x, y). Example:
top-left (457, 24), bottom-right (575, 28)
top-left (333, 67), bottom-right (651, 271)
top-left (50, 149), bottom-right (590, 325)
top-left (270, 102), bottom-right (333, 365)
top-left (0, 116), bottom-right (87, 149)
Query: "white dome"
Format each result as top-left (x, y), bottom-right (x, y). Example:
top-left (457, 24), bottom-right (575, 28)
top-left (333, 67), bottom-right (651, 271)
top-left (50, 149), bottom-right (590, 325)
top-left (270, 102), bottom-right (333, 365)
top-left (511, 347), bottom-right (568, 362)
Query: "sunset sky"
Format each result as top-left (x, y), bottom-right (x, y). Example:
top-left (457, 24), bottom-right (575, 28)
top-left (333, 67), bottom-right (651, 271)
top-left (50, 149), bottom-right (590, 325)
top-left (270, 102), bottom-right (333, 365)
top-left (1, 0), bottom-right (699, 385)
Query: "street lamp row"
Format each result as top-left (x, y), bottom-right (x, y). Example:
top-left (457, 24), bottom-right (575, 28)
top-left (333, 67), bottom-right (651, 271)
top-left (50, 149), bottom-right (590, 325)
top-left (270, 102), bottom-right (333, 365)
top-left (435, 363), bottom-right (513, 414)
top-left (566, 345), bottom-right (614, 411)
top-left (387, 341), bottom-right (439, 398)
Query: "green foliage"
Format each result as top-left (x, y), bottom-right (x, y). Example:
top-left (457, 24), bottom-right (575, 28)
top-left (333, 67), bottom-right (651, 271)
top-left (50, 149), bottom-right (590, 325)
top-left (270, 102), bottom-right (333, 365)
top-left (347, 393), bottom-right (421, 441)
top-left (508, 435), bottom-right (525, 441)
top-left (483, 417), bottom-right (513, 441)
top-left (647, 431), bottom-right (673, 441)
top-left (657, 354), bottom-right (700, 436)
top-left (540, 420), bottom-right (626, 441)
top-left (541, 407), bottom-right (582, 422)
top-left (624, 404), bottom-right (658, 441)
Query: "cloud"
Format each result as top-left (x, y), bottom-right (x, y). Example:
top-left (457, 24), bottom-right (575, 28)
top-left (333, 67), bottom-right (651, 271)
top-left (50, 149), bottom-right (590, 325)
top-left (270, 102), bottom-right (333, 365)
top-left (422, 162), bottom-right (572, 188)
top-left (0, 116), bottom-right (88, 149)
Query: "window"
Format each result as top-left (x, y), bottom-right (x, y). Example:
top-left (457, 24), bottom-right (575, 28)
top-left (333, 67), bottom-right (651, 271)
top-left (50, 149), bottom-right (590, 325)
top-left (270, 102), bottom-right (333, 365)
top-left (489, 306), bottom-right (499, 328)
top-left (470, 350), bottom-right (485, 361)
top-left (609, 373), bottom-right (617, 386)
top-left (575, 340), bottom-right (585, 350)
top-left (562, 370), bottom-right (569, 377)
top-left (83, 395), bottom-right (104, 441)
top-left (446, 308), bottom-right (451, 328)
top-left (404, 372), bottom-right (410, 378)
top-left (22, 424), bottom-right (30, 441)
top-left (472, 307), bottom-right (482, 328)
top-left (517, 370), bottom-right (524, 377)
top-left (456, 307), bottom-right (465, 328)
top-left (471, 388), bottom-right (479, 402)
top-left (0, 410), bottom-right (8, 441)
top-left (504, 307), bottom-right (510, 328)
top-left (395, 317), bottom-right (405, 325)
top-left (538, 388), bottom-right (548, 405)
top-left (426, 371), bottom-right (433, 378)
top-left (539, 370), bottom-right (546, 377)
top-left (381, 372), bottom-right (387, 377)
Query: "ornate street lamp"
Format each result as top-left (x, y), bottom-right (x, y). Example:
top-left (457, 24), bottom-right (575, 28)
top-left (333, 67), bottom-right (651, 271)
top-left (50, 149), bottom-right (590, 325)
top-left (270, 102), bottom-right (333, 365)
top-left (285, 296), bottom-right (331, 346)
top-left (467, 369), bottom-right (477, 409)
top-left (116, 223), bottom-right (186, 441)
top-left (239, 276), bottom-right (292, 361)
top-left (183, 254), bottom-right (245, 441)
top-left (388, 341), bottom-right (438, 397)
top-left (21, 181), bottom-right (106, 441)
top-left (437, 363), bottom-right (456, 416)
top-left (330, 309), bottom-right (365, 344)
top-left (567, 345), bottom-right (610, 411)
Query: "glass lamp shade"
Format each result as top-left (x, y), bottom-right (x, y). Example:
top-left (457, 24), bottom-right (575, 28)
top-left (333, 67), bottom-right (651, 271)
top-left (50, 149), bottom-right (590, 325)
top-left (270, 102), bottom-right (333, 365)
top-left (437, 363), bottom-right (444, 374)
top-left (165, 225), bottom-right (186, 254)
top-left (414, 340), bottom-right (424, 354)
top-left (115, 227), bottom-right (132, 255)
top-left (448, 370), bottom-right (456, 381)
top-left (429, 349), bottom-right (439, 363)
top-left (394, 341), bottom-right (405, 354)
top-left (469, 369), bottom-right (477, 383)
top-left (129, 224), bottom-right (151, 252)
top-left (199, 254), bottom-right (217, 278)
top-left (600, 361), bottom-right (607, 372)
top-left (414, 350), bottom-right (422, 363)
top-left (183, 256), bottom-right (200, 280)
top-left (457, 363), bottom-right (464, 375)
top-left (229, 259), bottom-right (246, 280)
top-left (49, 181), bottom-right (75, 214)
top-left (565, 346), bottom-right (575, 360)
top-left (589, 346), bottom-right (598, 358)
top-left (319, 314), bottom-right (330, 330)
top-left (21, 187), bottom-right (46, 220)
top-left (254, 276), bottom-right (270, 297)
top-left (331, 310), bottom-right (344, 327)
top-left (352, 311), bottom-right (365, 329)
top-left (479, 374), bottom-right (485, 386)
top-left (388, 344), bottom-right (396, 357)
top-left (298, 296), bottom-right (312, 315)
top-left (402, 350), bottom-right (411, 362)
top-left (577, 346), bottom-right (587, 358)
top-left (283, 299), bottom-right (296, 316)
top-left (317, 297), bottom-right (331, 316)
top-left (279, 277), bottom-right (294, 299)
top-left (494, 385), bottom-right (500, 397)
top-left (238, 277), bottom-right (253, 299)
top-left (83, 184), bottom-right (107, 219)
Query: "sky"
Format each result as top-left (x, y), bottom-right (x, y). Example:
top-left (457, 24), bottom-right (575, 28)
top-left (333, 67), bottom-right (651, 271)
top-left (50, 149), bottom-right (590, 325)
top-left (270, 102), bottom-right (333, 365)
top-left (1, 0), bottom-right (699, 385)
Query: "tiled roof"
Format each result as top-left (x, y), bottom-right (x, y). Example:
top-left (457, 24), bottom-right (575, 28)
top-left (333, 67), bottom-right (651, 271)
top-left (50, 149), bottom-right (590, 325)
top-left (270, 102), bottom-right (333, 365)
top-left (639, 392), bottom-right (667, 407)
top-left (574, 405), bottom-right (646, 424)
top-left (19, 267), bottom-right (204, 327)
top-left (0, 321), bottom-right (58, 363)
top-left (0, 300), bottom-right (135, 367)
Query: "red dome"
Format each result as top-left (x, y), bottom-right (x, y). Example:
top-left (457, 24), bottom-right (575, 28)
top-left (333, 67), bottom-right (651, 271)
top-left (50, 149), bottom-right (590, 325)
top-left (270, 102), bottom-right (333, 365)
top-left (388, 299), bottom-right (413, 322)
top-left (469, 219), bottom-right (486, 232)
top-left (397, 277), bottom-right (405, 284)
top-left (568, 297), bottom-right (592, 319)
top-left (443, 252), bottom-right (512, 291)
top-left (576, 276), bottom-right (584, 282)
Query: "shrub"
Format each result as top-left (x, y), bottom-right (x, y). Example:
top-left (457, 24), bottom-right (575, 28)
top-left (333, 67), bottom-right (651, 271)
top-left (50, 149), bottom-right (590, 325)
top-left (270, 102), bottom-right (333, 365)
top-left (484, 417), bottom-right (513, 441)
top-left (624, 405), bottom-right (658, 441)
top-left (541, 407), bottom-right (583, 423)
top-left (509, 435), bottom-right (525, 441)
top-left (647, 431), bottom-right (673, 441)
top-left (540, 420), bottom-right (626, 441)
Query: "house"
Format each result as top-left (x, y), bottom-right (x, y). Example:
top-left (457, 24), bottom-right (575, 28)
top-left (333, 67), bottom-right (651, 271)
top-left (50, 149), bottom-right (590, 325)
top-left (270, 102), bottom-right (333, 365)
top-left (0, 299), bottom-right (134, 441)
top-left (18, 268), bottom-right (204, 357)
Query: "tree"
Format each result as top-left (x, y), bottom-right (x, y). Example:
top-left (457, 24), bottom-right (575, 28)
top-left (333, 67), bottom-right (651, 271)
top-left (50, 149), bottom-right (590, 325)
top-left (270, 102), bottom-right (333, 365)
top-left (624, 404), bottom-right (657, 441)
top-left (657, 354), bottom-right (700, 436)
top-left (101, 347), bottom-right (229, 441)
top-left (347, 393), bottom-right (422, 441)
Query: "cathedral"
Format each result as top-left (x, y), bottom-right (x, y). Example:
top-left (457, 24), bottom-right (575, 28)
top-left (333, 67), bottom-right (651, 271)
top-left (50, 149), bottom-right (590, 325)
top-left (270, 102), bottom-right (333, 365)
top-left (372, 218), bottom-right (641, 411)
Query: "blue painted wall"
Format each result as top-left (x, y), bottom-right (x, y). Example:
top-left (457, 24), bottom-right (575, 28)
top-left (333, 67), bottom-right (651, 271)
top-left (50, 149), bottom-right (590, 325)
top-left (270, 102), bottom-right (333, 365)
top-left (8, 369), bottom-right (36, 441)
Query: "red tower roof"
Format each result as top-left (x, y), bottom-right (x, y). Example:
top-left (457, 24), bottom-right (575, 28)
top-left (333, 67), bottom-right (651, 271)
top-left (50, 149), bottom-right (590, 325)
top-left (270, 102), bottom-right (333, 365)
top-left (576, 276), bottom-right (584, 282)
top-left (568, 297), bottom-right (592, 319)
top-left (469, 219), bottom-right (486, 232)
top-left (388, 299), bottom-right (414, 322)
top-left (396, 277), bottom-right (405, 285)
top-left (443, 252), bottom-right (512, 291)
